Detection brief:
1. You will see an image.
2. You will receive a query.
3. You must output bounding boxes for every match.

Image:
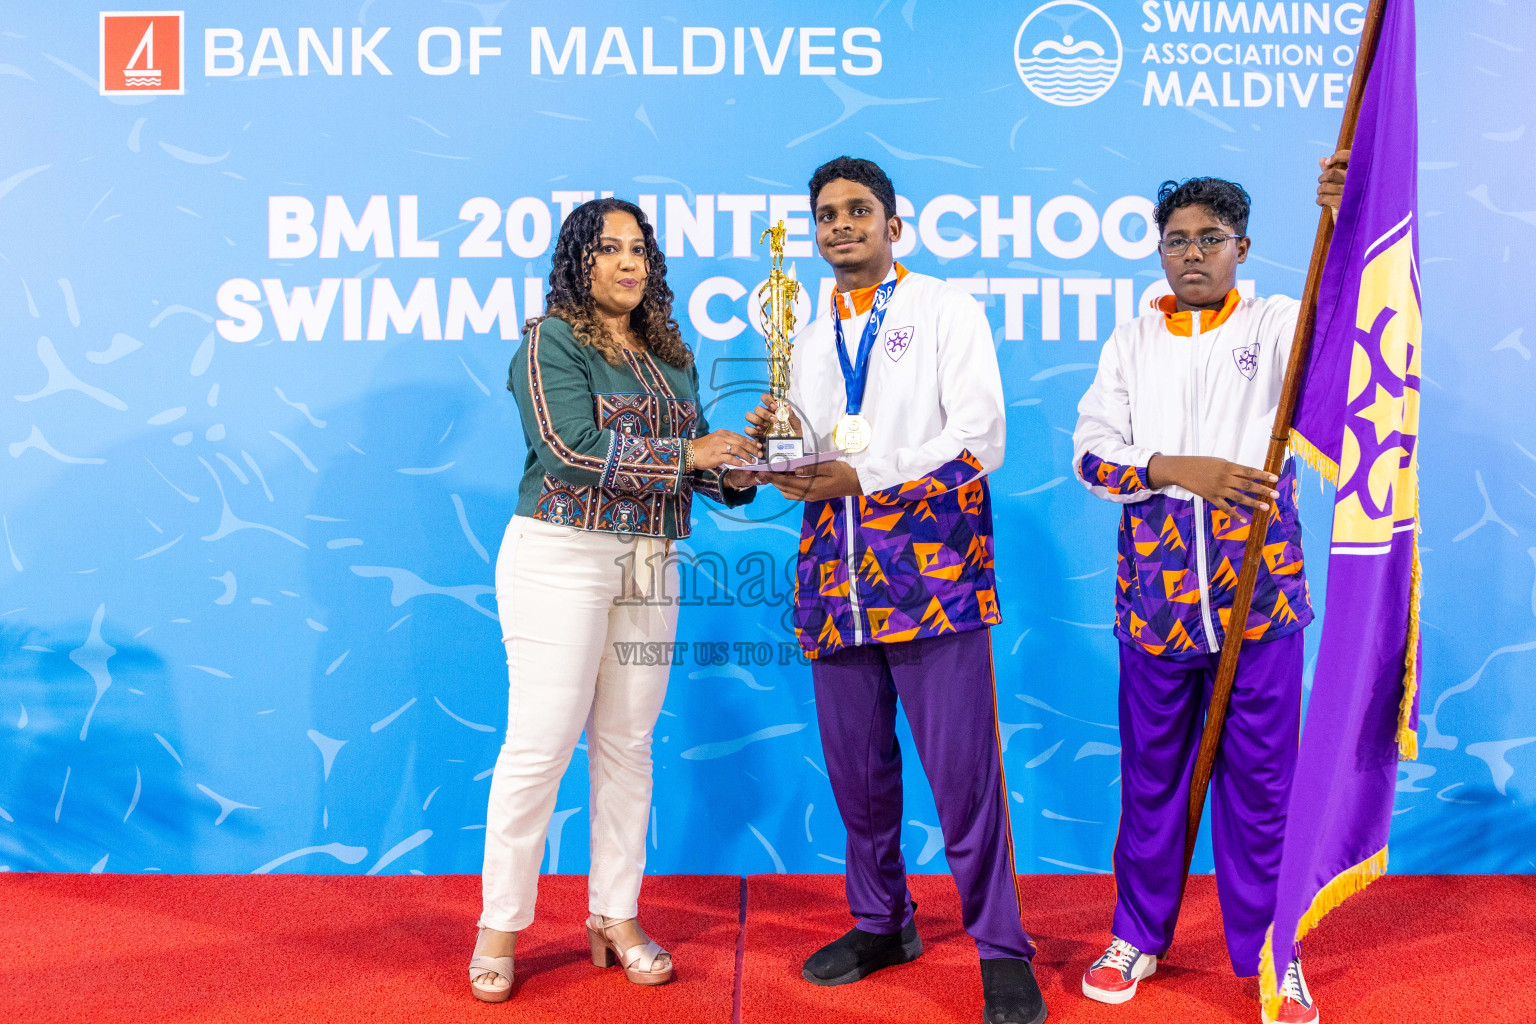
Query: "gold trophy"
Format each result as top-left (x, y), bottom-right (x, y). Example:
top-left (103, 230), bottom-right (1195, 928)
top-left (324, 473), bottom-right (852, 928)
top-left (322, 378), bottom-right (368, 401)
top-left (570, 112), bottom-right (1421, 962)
top-left (759, 221), bottom-right (806, 463)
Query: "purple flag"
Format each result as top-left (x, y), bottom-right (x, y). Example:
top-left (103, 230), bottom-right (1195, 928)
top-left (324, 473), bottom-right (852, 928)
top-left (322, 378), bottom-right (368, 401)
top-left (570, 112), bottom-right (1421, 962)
top-left (1260, 0), bottom-right (1422, 1012)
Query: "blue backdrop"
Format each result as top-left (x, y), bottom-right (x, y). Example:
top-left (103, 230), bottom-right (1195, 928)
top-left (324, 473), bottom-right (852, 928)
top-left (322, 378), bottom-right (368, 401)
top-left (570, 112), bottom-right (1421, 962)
top-left (3, 1), bottom-right (1532, 878)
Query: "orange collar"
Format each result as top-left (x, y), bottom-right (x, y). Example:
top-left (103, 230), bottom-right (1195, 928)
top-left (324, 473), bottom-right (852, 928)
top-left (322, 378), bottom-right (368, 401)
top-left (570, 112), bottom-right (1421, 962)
top-left (1155, 288), bottom-right (1241, 337)
top-left (832, 263), bottom-right (908, 320)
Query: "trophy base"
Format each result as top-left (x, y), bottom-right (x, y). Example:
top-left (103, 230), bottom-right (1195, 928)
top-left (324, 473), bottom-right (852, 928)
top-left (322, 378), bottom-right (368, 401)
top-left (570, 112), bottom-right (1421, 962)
top-left (766, 436), bottom-right (805, 464)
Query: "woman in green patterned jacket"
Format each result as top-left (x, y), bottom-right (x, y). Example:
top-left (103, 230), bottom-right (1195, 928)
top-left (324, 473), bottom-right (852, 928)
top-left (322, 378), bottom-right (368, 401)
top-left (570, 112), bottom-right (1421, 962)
top-left (468, 198), bottom-right (760, 1001)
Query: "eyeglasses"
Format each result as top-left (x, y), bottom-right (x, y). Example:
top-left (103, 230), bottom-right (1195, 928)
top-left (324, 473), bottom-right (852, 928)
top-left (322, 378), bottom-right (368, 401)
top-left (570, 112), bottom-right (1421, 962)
top-left (1158, 233), bottom-right (1242, 257)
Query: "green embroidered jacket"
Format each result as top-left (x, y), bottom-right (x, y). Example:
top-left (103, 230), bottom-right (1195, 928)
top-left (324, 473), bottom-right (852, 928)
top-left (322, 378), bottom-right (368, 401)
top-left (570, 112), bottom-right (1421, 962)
top-left (508, 317), bottom-right (755, 538)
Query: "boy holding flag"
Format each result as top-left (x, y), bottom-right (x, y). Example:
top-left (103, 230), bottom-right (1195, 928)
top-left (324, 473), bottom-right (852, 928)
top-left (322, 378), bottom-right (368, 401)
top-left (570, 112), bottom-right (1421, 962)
top-left (1072, 160), bottom-right (1348, 1024)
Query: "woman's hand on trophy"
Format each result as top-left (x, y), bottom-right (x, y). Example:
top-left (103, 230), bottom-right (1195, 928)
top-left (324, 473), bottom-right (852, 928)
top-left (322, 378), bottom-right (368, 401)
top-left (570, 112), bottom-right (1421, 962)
top-left (744, 394), bottom-right (803, 440)
top-left (691, 429), bottom-right (762, 470)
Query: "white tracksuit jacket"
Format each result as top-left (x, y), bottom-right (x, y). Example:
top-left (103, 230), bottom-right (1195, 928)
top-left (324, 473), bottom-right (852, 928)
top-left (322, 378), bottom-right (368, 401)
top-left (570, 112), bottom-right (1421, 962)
top-left (1071, 291), bottom-right (1313, 656)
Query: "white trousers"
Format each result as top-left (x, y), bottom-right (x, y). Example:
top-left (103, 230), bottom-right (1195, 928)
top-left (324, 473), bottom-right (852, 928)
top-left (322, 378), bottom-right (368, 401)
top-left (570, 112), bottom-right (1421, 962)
top-left (479, 515), bottom-right (678, 932)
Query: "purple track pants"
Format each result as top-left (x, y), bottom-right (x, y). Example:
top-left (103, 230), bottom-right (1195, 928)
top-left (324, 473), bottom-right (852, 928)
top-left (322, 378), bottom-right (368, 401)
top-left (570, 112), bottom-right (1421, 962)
top-left (812, 628), bottom-right (1034, 961)
top-left (1112, 631), bottom-right (1304, 976)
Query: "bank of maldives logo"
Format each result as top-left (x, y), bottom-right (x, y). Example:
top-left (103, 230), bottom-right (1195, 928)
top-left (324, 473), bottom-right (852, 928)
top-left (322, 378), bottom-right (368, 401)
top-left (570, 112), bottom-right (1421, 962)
top-left (1013, 1), bottom-right (1122, 107)
top-left (100, 11), bottom-right (184, 95)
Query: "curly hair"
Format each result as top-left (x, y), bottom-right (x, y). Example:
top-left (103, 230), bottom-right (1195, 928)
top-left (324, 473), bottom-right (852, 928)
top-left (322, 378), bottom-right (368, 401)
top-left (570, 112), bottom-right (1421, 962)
top-left (528, 197), bottom-right (690, 370)
top-left (809, 156), bottom-right (898, 221)
top-left (1154, 177), bottom-right (1251, 237)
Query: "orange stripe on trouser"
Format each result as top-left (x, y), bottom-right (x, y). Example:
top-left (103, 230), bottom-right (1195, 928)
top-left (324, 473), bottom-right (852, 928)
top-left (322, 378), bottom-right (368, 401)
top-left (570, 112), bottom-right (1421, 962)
top-left (987, 634), bottom-right (1037, 954)
top-left (810, 627), bottom-right (1036, 960)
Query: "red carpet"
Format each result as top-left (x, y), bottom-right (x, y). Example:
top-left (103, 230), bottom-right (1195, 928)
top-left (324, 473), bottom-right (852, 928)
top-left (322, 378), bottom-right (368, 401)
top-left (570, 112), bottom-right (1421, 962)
top-left (1, 873), bottom-right (1532, 1023)
top-left (0, 874), bottom-right (741, 1024)
top-left (744, 874), bottom-right (1536, 1023)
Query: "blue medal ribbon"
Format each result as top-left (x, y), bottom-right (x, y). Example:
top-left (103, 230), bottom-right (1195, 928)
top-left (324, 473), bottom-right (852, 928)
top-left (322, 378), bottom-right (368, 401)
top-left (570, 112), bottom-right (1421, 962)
top-left (832, 274), bottom-right (897, 416)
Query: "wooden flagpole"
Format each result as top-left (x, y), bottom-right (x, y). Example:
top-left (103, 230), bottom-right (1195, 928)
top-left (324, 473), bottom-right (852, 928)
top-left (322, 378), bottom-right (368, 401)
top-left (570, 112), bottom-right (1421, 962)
top-left (1178, 0), bottom-right (1392, 886)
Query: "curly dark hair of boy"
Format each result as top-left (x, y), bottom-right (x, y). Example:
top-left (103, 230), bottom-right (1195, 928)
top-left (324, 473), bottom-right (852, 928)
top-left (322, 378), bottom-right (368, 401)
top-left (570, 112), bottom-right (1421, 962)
top-left (808, 156), bottom-right (898, 221)
top-left (529, 196), bottom-right (690, 370)
top-left (1153, 177), bottom-right (1252, 237)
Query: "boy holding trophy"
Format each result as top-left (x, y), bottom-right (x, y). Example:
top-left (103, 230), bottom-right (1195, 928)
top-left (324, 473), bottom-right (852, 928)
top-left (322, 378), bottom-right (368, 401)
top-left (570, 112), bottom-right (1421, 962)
top-left (743, 157), bottom-right (1044, 1024)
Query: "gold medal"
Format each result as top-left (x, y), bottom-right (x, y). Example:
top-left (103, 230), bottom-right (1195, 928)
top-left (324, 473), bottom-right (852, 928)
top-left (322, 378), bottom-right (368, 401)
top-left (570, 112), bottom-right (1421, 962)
top-left (833, 413), bottom-right (872, 454)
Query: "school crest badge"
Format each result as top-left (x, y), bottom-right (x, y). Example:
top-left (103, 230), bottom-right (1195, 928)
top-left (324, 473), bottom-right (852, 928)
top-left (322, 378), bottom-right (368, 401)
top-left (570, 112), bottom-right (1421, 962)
top-left (1233, 341), bottom-right (1260, 380)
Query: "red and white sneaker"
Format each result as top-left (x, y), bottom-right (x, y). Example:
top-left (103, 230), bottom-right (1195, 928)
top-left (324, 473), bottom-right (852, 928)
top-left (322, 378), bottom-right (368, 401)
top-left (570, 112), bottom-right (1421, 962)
top-left (1081, 936), bottom-right (1157, 1004)
top-left (1263, 957), bottom-right (1319, 1024)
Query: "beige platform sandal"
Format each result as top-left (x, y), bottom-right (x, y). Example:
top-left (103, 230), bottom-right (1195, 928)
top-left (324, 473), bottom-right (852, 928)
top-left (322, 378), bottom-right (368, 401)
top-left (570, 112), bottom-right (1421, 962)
top-left (468, 926), bottom-right (515, 1003)
top-left (586, 914), bottom-right (674, 986)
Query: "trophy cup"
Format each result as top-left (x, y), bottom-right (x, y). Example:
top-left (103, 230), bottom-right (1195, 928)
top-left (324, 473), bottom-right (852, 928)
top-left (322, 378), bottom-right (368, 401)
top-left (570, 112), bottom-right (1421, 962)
top-left (759, 221), bottom-right (806, 464)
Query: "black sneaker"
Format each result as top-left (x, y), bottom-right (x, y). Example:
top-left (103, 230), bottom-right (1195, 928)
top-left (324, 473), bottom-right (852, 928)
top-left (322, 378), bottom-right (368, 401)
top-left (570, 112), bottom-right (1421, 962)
top-left (980, 957), bottom-right (1048, 1024)
top-left (801, 915), bottom-right (922, 986)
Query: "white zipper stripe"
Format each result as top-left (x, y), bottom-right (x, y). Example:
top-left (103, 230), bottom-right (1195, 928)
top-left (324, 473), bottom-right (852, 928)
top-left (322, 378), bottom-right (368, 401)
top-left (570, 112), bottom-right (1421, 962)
top-left (1193, 496), bottom-right (1218, 652)
top-left (844, 495), bottom-right (864, 645)
top-left (1189, 313), bottom-right (1220, 654)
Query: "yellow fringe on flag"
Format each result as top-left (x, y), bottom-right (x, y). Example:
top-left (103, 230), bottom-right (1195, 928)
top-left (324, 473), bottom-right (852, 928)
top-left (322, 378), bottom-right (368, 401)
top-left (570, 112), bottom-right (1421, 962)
top-left (1397, 501), bottom-right (1422, 760)
top-left (1258, 846), bottom-right (1389, 1020)
top-left (1259, 927), bottom-right (1279, 1019)
top-left (1287, 429), bottom-right (1339, 484)
top-left (1400, 521), bottom-right (1419, 761)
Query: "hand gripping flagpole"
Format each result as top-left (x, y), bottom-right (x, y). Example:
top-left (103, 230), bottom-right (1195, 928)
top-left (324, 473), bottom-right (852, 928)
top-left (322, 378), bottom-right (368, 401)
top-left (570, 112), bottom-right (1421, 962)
top-left (1178, 0), bottom-right (1392, 890)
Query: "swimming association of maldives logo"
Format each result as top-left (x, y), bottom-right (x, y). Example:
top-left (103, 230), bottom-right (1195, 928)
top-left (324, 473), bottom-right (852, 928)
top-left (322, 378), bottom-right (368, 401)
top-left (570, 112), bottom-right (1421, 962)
top-left (99, 11), bottom-right (184, 95)
top-left (1013, 1), bottom-right (1122, 107)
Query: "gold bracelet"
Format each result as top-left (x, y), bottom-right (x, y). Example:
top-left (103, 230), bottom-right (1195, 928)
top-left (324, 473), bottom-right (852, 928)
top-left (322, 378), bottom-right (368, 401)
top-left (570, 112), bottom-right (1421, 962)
top-left (682, 439), bottom-right (695, 473)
